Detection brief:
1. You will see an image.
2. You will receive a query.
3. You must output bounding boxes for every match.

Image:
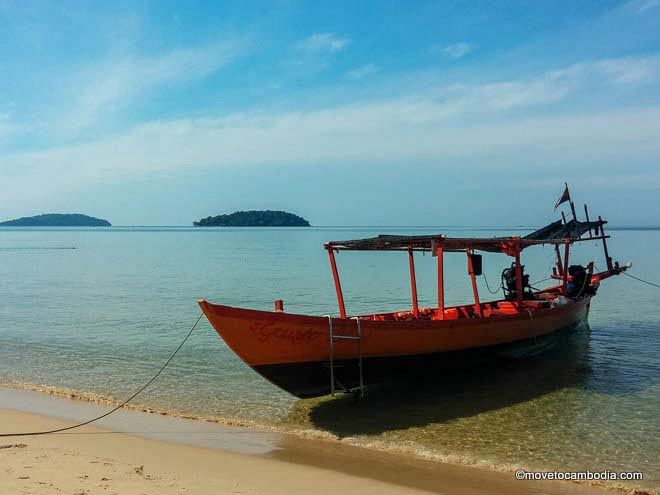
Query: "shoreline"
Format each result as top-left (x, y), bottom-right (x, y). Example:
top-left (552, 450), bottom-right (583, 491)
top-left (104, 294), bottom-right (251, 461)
top-left (2, 409), bottom-right (437, 495)
top-left (1, 385), bottom-right (654, 494)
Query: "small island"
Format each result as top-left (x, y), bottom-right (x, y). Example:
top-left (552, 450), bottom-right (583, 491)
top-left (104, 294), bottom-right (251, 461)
top-left (194, 210), bottom-right (310, 227)
top-left (0, 213), bottom-right (111, 227)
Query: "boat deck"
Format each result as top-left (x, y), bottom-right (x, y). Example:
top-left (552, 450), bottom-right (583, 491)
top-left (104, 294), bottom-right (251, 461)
top-left (363, 293), bottom-right (560, 322)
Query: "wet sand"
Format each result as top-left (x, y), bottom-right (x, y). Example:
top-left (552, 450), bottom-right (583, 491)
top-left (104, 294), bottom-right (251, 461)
top-left (0, 387), bottom-right (625, 494)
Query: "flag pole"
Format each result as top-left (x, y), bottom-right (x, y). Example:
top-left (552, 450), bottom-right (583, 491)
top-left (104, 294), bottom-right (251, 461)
top-left (569, 200), bottom-right (577, 221)
top-left (584, 204), bottom-right (592, 237)
top-left (565, 182), bottom-right (577, 221)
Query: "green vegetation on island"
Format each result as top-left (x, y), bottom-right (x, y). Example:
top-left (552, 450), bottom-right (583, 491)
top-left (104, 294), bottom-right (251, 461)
top-left (194, 210), bottom-right (310, 227)
top-left (0, 213), bottom-right (111, 227)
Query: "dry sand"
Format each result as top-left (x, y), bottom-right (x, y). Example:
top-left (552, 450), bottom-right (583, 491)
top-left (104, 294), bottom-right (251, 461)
top-left (3, 409), bottom-right (438, 495)
top-left (0, 403), bottom-right (621, 495)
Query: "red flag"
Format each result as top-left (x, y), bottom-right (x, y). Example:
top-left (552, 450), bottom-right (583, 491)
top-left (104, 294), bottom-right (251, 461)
top-left (554, 184), bottom-right (571, 210)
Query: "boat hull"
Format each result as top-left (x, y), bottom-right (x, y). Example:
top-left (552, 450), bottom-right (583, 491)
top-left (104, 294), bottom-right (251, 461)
top-left (253, 320), bottom-right (588, 397)
top-left (199, 298), bottom-right (591, 398)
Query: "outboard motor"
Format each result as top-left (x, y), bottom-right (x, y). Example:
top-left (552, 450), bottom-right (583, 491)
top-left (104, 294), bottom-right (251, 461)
top-left (501, 262), bottom-right (531, 300)
top-left (566, 264), bottom-right (591, 298)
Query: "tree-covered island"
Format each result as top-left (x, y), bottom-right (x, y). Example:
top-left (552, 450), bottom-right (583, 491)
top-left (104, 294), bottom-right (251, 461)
top-left (194, 210), bottom-right (310, 227)
top-left (0, 213), bottom-right (111, 227)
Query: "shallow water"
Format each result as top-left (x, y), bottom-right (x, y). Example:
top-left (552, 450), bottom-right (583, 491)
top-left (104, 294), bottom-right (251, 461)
top-left (0, 226), bottom-right (658, 490)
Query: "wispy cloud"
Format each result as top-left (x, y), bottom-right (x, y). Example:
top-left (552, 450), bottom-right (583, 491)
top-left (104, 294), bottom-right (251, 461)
top-left (446, 55), bottom-right (660, 110)
top-left (2, 55), bottom-right (659, 208)
top-left (0, 113), bottom-right (12, 130)
top-left (2, 105), bottom-right (658, 206)
top-left (346, 63), bottom-right (381, 79)
top-left (297, 33), bottom-right (349, 53)
top-left (591, 58), bottom-right (658, 84)
top-left (637, 0), bottom-right (660, 12)
top-left (0, 113), bottom-right (14, 145)
top-left (442, 42), bottom-right (473, 60)
top-left (285, 33), bottom-right (350, 79)
top-left (61, 41), bottom-right (239, 132)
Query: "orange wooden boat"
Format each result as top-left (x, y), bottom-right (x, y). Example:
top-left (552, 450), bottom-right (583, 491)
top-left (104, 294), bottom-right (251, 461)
top-left (199, 193), bottom-right (628, 398)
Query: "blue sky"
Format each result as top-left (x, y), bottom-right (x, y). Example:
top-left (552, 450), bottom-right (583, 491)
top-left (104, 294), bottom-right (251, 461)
top-left (1, 0), bottom-right (659, 226)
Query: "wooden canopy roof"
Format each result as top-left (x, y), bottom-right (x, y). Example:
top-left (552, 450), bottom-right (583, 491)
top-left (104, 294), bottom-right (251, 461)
top-left (325, 219), bottom-right (605, 256)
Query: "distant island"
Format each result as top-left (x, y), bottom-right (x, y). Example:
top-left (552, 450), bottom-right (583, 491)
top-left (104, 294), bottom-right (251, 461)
top-left (194, 210), bottom-right (310, 227)
top-left (0, 213), bottom-right (111, 227)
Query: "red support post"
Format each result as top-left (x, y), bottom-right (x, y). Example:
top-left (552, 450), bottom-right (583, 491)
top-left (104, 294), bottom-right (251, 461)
top-left (408, 248), bottom-right (419, 318)
top-left (326, 246), bottom-right (347, 318)
top-left (467, 251), bottom-right (482, 317)
top-left (514, 240), bottom-right (523, 305)
top-left (436, 244), bottom-right (445, 320)
top-left (563, 241), bottom-right (570, 293)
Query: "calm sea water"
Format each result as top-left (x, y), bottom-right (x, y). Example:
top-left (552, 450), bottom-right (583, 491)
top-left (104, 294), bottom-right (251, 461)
top-left (0, 227), bottom-right (658, 490)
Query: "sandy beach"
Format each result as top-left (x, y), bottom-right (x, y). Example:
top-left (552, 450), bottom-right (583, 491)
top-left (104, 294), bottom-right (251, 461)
top-left (0, 387), bottom-right (625, 495)
top-left (3, 0), bottom-right (660, 492)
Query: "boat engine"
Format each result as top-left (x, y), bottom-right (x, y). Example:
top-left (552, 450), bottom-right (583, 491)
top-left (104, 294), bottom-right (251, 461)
top-left (565, 264), bottom-right (594, 298)
top-left (501, 262), bottom-right (532, 300)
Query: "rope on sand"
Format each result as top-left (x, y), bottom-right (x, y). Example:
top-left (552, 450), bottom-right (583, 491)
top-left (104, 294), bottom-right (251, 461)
top-left (0, 313), bottom-right (204, 437)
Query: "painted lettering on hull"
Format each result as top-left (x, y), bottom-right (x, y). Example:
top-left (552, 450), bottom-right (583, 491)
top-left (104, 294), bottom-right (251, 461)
top-left (249, 321), bottom-right (324, 344)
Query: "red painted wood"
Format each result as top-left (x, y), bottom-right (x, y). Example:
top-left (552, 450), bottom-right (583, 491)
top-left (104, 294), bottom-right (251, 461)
top-left (514, 240), bottom-right (523, 304)
top-left (467, 251), bottom-right (482, 317)
top-left (563, 241), bottom-right (570, 293)
top-left (437, 245), bottom-right (445, 320)
top-left (198, 296), bottom-right (591, 367)
top-left (326, 246), bottom-right (347, 318)
top-left (408, 248), bottom-right (419, 318)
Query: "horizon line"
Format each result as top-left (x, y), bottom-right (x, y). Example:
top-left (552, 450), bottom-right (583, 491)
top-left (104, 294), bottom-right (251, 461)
top-left (2, 224), bottom-right (659, 230)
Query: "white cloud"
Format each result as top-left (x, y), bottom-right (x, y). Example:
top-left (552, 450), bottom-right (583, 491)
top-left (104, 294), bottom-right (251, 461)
top-left (346, 63), bottom-right (381, 79)
top-left (53, 40), bottom-right (240, 132)
top-left (442, 42), bottom-right (473, 60)
top-left (2, 55), bottom-right (659, 205)
top-left (0, 113), bottom-right (28, 149)
top-left (297, 33), bottom-right (349, 53)
top-left (0, 113), bottom-right (12, 134)
top-left (458, 55), bottom-right (660, 110)
top-left (2, 105), bottom-right (659, 208)
top-left (637, 0), bottom-right (660, 12)
top-left (592, 58), bottom-right (658, 85)
top-left (285, 33), bottom-right (350, 78)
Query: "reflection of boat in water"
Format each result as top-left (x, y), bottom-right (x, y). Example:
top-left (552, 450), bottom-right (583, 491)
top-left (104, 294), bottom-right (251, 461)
top-left (200, 189), bottom-right (628, 398)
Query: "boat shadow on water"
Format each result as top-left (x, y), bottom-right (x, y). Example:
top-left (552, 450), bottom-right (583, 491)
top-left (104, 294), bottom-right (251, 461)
top-left (286, 326), bottom-right (604, 437)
